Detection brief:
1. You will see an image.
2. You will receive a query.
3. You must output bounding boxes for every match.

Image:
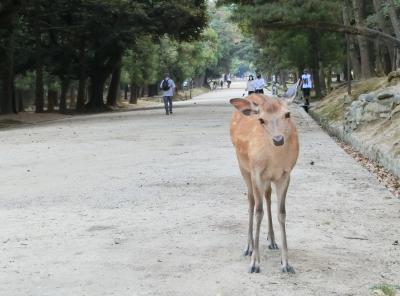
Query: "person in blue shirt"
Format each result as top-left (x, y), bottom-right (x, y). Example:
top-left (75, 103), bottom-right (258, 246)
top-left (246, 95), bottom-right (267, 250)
top-left (160, 73), bottom-right (176, 115)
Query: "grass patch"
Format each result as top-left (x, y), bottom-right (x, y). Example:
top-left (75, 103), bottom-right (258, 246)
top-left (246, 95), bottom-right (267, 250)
top-left (371, 283), bottom-right (399, 296)
top-left (0, 119), bottom-right (23, 128)
top-left (350, 77), bottom-right (387, 99)
top-left (312, 77), bottom-right (388, 122)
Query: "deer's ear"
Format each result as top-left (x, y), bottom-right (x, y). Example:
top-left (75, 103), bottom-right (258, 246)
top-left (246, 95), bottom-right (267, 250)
top-left (230, 98), bottom-right (259, 116)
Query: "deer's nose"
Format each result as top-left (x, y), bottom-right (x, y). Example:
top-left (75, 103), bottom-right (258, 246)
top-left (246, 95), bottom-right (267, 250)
top-left (272, 135), bottom-right (284, 146)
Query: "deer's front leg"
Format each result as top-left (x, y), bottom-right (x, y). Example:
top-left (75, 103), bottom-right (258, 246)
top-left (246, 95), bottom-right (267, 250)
top-left (275, 174), bottom-right (295, 273)
top-left (249, 177), bottom-right (268, 273)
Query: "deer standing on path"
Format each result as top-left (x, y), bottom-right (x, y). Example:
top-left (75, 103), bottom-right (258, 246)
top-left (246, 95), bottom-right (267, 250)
top-left (230, 93), bottom-right (299, 273)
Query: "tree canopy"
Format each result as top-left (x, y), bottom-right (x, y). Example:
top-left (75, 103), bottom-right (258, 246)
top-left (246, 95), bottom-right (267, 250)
top-left (218, 0), bottom-right (400, 96)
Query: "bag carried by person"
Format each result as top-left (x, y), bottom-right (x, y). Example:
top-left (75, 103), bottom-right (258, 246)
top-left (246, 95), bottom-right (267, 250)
top-left (161, 79), bottom-right (170, 91)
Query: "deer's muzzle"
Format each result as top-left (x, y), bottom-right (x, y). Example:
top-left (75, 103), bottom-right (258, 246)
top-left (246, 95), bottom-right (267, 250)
top-left (272, 135), bottom-right (284, 146)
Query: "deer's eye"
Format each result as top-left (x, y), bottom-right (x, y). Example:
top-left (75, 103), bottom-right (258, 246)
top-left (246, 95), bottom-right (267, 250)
top-left (258, 118), bottom-right (265, 124)
top-left (285, 112), bottom-right (291, 118)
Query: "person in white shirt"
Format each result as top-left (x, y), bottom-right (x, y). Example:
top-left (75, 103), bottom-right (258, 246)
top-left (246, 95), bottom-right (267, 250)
top-left (160, 73), bottom-right (176, 115)
top-left (246, 75), bottom-right (255, 95)
top-left (299, 69), bottom-right (313, 110)
top-left (254, 74), bottom-right (266, 94)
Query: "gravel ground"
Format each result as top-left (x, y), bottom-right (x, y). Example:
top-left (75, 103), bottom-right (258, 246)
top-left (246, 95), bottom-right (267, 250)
top-left (335, 139), bottom-right (400, 199)
top-left (0, 82), bottom-right (399, 296)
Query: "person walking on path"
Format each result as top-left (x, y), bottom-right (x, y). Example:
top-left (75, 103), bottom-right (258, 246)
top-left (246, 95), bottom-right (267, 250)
top-left (254, 74), bottom-right (266, 94)
top-left (246, 75), bottom-right (255, 95)
top-left (160, 73), bottom-right (176, 115)
top-left (300, 69), bottom-right (313, 111)
top-left (226, 73), bottom-right (232, 88)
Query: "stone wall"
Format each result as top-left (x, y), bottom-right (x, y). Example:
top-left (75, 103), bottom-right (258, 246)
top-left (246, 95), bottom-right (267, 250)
top-left (345, 86), bottom-right (400, 132)
top-left (310, 72), bottom-right (400, 178)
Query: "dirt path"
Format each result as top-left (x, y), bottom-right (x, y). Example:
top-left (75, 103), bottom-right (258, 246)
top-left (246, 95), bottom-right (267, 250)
top-left (0, 82), bottom-right (399, 295)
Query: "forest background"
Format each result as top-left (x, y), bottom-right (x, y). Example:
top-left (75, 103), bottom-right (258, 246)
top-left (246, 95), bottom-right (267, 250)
top-left (0, 0), bottom-right (399, 114)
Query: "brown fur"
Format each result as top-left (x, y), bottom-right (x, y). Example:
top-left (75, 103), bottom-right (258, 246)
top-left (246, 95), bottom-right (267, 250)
top-left (230, 94), bottom-right (299, 273)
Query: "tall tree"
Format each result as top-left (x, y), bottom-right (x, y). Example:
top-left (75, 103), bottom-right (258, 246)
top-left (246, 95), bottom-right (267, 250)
top-left (342, 0), bottom-right (361, 79)
top-left (387, 0), bottom-right (400, 39)
top-left (352, 0), bottom-right (373, 78)
top-left (0, 0), bottom-right (23, 114)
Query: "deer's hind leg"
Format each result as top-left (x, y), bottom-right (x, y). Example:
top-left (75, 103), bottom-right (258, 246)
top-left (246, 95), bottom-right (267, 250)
top-left (265, 185), bottom-right (278, 250)
top-left (240, 167), bottom-right (254, 257)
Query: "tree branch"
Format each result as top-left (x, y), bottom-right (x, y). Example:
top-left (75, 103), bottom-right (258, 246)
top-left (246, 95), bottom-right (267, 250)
top-left (257, 21), bottom-right (400, 47)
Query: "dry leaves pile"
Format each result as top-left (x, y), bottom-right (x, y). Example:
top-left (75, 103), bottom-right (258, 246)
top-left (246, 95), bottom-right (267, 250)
top-left (336, 139), bottom-right (400, 199)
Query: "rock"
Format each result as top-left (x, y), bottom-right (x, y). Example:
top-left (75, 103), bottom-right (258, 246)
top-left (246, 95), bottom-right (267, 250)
top-left (377, 93), bottom-right (394, 100)
top-left (379, 113), bottom-right (390, 118)
top-left (345, 86), bottom-right (399, 130)
top-left (393, 95), bottom-right (400, 104)
top-left (359, 93), bottom-right (375, 102)
top-left (371, 289), bottom-right (386, 296)
top-left (364, 101), bottom-right (393, 114)
top-left (388, 69), bottom-right (400, 83)
top-left (390, 105), bottom-right (400, 118)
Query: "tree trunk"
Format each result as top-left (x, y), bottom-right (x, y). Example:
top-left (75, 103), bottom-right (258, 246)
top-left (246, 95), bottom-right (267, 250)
top-left (388, 0), bottom-right (400, 69)
top-left (47, 89), bottom-right (57, 112)
top-left (0, 28), bottom-right (15, 114)
top-left (326, 67), bottom-right (332, 93)
top-left (86, 49), bottom-right (123, 111)
top-left (387, 0), bottom-right (400, 39)
top-left (106, 53), bottom-right (122, 107)
top-left (130, 84), bottom-right (138, 104)
top-left (343, 0), bottom-right (361, 79)
top-left (76, 39), bottom-right (86, 112)
top-left (77, 77), bottom-right (86, 112)
top-left (124, 85), bottom-right (129, 100)
top-left (87, 74), bottom-right (106, 111)
top-left (69, 85), bottom-right (76, 109)
top-left (279, 70), bottom-right (288, 90)
top-left (35, 64), bottom-right (44, 112)
top-left (372, 0), bottom-right (395, 69)
top-left (59, 78), bottom-right (70, 113)
top-left (34, 1), bottom-right (44, 113)
top-left (319, 61), bottom-right (327, 95)
top-left (352, 0), bottom-right (373, 78)
top-left (17, 89), bottom-right (24, 112)
top-left (374, 41), bottom-right (386, 76)
top-left (309, 31), bottom-right (322, 98)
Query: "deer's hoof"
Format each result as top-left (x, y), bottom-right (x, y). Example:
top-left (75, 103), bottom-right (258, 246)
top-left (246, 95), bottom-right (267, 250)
top-left (281, 264), bottom-right (295, 274)
top-left (249, 265), bottom-right (260, 273)
top-left (243, 249), bottom-right (253, 257)
top-left (268, 243), bottom-right (279, 250)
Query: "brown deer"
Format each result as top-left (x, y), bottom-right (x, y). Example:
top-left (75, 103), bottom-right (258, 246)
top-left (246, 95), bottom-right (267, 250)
top-left (230, 93), bottom-right (299, 273)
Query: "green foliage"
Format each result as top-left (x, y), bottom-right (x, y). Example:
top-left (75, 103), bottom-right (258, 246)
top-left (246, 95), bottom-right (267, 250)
top-left (0, 0), bottom-right (210, 112)
top-left (216, 0), bottom-right (350, 94)
top-left (124, 36), bottom-right (160, 87)
top-left (370, 283), bottom-right (398, 296)
top-left (206, 3), bottom-right (258, 77)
